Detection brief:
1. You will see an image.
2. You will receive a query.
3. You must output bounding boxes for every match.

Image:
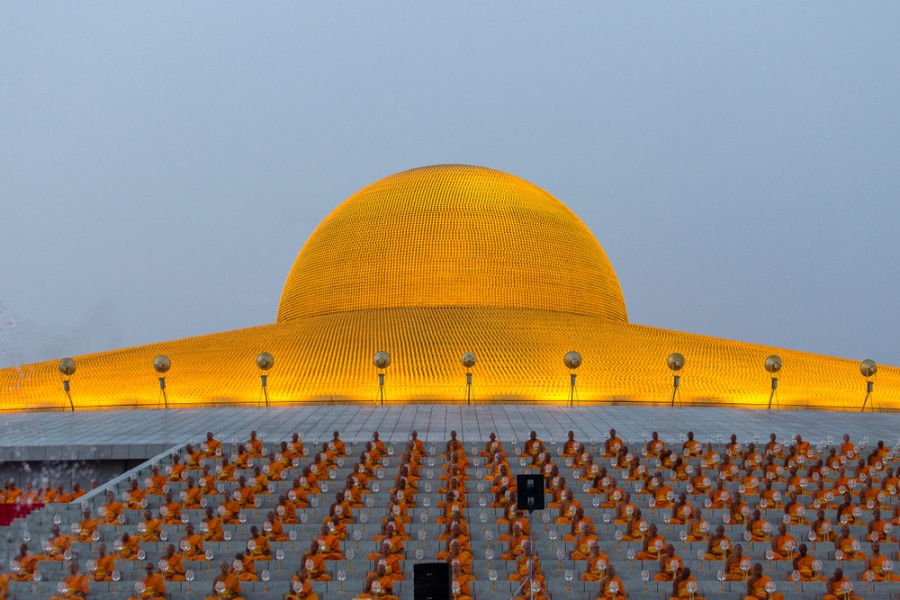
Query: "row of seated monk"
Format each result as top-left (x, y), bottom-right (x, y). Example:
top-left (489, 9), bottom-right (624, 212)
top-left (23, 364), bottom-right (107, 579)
top-left (0, 426), bottom-right (896, 591)
top-left (0, 480), bottom-right (91, 505)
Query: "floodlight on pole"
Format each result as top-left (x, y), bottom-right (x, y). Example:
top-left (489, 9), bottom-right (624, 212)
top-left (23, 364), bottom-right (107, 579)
top-left (461, 352), bottom-right (476, 405)
top-left (256, 352), bottom-right (274, 408)
top-left (765, 355), bottom-right (782, 410)
top-left (373, 351), bottom-right (391, 405)
top-left (667, 353), bottom-right (684, 407)
top-left (563, 352), bottom-right (582, 407)
top-left (154, 355), bottom-right (171, 409)
top-left (58, 358), bottom-right (76, 412)
top-left (860, 359), bottom-right (877, 412)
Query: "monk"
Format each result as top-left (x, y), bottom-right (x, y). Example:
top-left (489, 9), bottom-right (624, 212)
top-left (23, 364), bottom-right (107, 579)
top-left (604, 429), bottom-right (624, 457)
top-left (246, 430), bottom-right (264, 457)
top-left (233, 550), bottom-right (257, 582)
top-left (12, 543), bottom-right (39, 581)
top-left (522, 431), bottom-right (546, 458)
top-left (655, 544), bottom-right (684, 582)
top-left (330, 431), bottom-right (347, 456)
top-left (117, 531), bottom-right (141, 560)
top-left (93, 544), bottom-right (116, 582)
top-left (791, 544), bottom-right (821, 581)
top-left (300, 540), bottom-right (331, 581)
top-left (160, 544), bottom-right (186, 581)
top-left (635, 523), bottom-right (666, 561)
top-left (582, 544), bottom-right (612, 581)
top-left (745, 509), bottom-right (769, 541)
top-left (247, 525), bottom-right (273, 561)
top-left (50, 562), bottom-right (90, 600)
top-left (101, 490), bottom-right (124, 524)
top-left (128, 563), bottom-right (167, 600)
top-left (724, 545), bottom-right (749, 581)
top-left (705, 525), bottom-right (732, 560)
top-left (45, 524), bottom-right (73, 560)
top-left (595, 565), bottom-right (627, 600)
top-left (360, 563), bottom-right (399, 600)
top-left (285, 568), bottom-right (318, 600)
top-left (203, 431), bottom-right (223, 457)
top-left (671, 567), bottom-right (704, 600)
top-left (822, 568), bottom-right (861, 600)
top-left (866, 541), bottom-right (900, 581)
top-left (206, 560), bottom-right (244, 600)
top-left (571, 522), bottom-right (600, 560)
top-left (834, 526), bottom-right (865, 561)
top-left (744, 563), bottom-right (784, 600)
top-left (685, 509), bottom-right (710, 542)
top-left (181, 523), bottom-right (205, 560)
top-left (199, 507), bottom-right (223, 542)
top-left (770, 523), bottom-right (798, 560)
top-left (682, 431), bottom-right (702, 457)
top-left (126, 479), bottom-right (147, 510)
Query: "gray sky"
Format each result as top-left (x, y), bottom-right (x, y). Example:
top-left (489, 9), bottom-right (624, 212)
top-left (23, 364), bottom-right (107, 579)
top-left (1, 3), bottom-right (899, 370)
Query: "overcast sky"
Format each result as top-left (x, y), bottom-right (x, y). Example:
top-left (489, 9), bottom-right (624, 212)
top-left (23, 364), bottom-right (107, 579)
top-left (1, 3), bottom-right (898, 370)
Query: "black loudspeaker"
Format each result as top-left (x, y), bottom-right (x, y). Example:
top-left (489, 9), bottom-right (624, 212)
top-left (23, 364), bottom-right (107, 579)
top-left (414, 562), bottom-right (451, 600)
top-left (517, 473), bottom-right (545, 511)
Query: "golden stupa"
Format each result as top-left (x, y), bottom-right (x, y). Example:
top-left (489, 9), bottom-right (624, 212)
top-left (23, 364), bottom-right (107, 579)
top-left (1, 165), bottom-right (897, 410)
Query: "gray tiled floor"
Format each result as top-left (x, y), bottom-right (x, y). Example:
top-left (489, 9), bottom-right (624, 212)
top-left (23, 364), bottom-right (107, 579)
top-left (1, 405), bottom-right (897, 456)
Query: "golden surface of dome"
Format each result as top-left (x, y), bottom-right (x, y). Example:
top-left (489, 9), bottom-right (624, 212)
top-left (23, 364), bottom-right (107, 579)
top-left (276, 165), bottom-right (628, 323)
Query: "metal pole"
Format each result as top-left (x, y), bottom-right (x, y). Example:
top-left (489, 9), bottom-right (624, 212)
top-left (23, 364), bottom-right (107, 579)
top-left (569, 373), bottom-right (577, 407)
top-left (767, 377), bottom-right (778, 410)
top-left (670, 375), bottom-right (680, 407)
top-left (159, 377), bottom-right (168, 409)
top-left (466, 372), bottom-right (472, 405)
top-left (63, 380), bottom-right (74, 412)
top-left (861, 381), bottom-right (874, 412)
top-left (261, 374), bottom-right (269, 408)
top-left (378, 373), bottom-right (385, 406)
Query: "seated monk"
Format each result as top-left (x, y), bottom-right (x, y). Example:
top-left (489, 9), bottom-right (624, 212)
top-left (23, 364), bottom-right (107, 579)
top-left (203, 431), bottom-right (223, 457)
top-left (704, 525), bottom-right (732, 560)
top-left (369, 540), bottom-right (404, 579)
top-left (770, 523), bottom-right (798, 560)
top-left (509, 543), bottom-right (544, 587)
top-left (93, 544), bottom-right (116, 582)
top-left (101, 490), bottom-right (125, 524)
top-left (582, 544), bottom-right (612, 581)
top-left (834, 526), bottom-right (865, 561)
top-left (286, 568), bottom-right (319, 600)
top-left (810, 509), bottom-right (837, 543)
top-left (202, 506), bottom-right (224, 541)
top-left (12, 543), bottom-right (39, 581)
top-left (746, 509), bottom-right (769, 541)
top-left (128, 563), bottom-right (166, 600)
top-left (866, 508), bottom-right (893, 542)
top-left (205, 560), bottom-right (244, 600)
top-left (724, 544), bottom-right (750, 581)
top-left (635, 523), bottom-right (666, 561)
top-left (670, 493), bottom-right (696, 525)
top-left (300, 541), bottom-right (331, 581)
top-left (314, 523), bottom-right (344, 560)
top-left (449, 559), bottom-right (475, 600)
top-left (125, 479), bottom-right (147, 510)
top-left (866, 542), bottom-right (900, 581)
top-left (247, 525), bottom-right (273, 561)
top-left (522, 431), bottom-right (546, 458)
top-left (604, 428), bottom-right (624, 458)
top-left (595, 565), bottom-right (627, 600)
top-left (709, 481), bottom-right (731, 509)
top-left (620, 508), bottom-right (649, 542)
top-left (682, 431), bottom-right (702, 457)
top-left (671, 567), bottom-right (705, 600)
top-left (360, 563), bottom-right (399, 600)
top-left (563, 431), bottom-right (581, 456)
top-left (655, 544), bottom-right (684, 581)
top-left (501, 523), bottom-right (528, 559)
top-left (181, 523), bottom-right (205, 560)
top-left (571, 522), bottom-right (600, 560)
top-left (822, 567), bottom-right (862, 600)
top-left (685, 509), bottom-right (710, 542)
top-left (160, 544), bottom-right (186, 582)
top-left (44, 524), bottom-right (73, 560)
top-left (233, 551), bottom-right (257, 582)
top-left (791, 544), bottom-right (822, 581)
top-left (139, 508), bottom-right (163, 542)
top-left (160, 491), bottom-right (182, 525)
top-left (744, 563), bottom-right (785, 600)
top-left (49, 561), bottom-right (90, 600)
top-left (645, 431), bottom-right (665, 458)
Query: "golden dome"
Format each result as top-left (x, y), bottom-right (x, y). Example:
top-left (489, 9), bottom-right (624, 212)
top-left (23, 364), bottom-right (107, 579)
top-left (276, 165), bottom-right (628, 323)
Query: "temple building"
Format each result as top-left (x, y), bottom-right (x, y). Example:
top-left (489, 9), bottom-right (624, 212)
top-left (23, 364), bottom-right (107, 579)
top-left (1, 165), bottom-right (896, 410)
